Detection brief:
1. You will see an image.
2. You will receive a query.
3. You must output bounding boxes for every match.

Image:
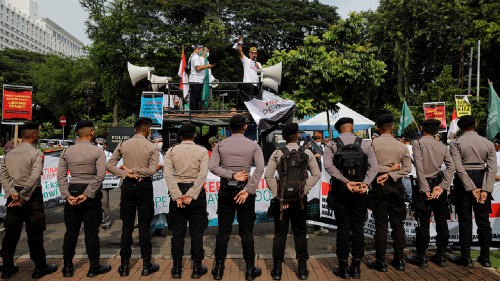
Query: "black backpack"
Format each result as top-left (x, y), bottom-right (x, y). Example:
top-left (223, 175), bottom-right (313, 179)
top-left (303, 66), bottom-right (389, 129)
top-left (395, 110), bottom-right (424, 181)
top-left (184, 54), bottom-right (194, 75)
top-left (276, 146), bottom-right (309, 219)
top-left (332, 137), bottom-right (368, 182)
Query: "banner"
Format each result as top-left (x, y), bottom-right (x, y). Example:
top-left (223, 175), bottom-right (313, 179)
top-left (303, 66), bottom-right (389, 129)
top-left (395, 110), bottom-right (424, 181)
top-left (455, 95), bottom-right (471, 117)
top-left (244, 90), bottom-right (297, 133)
top-left (139, 92), bottom-right (163, 129)
top-left (2, 85), bottom-right (32, 124)
top-left (423, 102), bottom-right (447, 133)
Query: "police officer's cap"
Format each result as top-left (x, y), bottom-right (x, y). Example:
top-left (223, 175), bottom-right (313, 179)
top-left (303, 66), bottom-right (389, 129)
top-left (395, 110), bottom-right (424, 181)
top-left (457, 115), bottom-right (475, 129)
top-left (75, 120), bottom-right (94, 131)
top-left (134, 117), bottom-right (152, 128)
top-left (178, 123), bottom-right (196, 136)
top-left (282, 123), bottom-right (299, 137)
top-left (20, 122), bottom-right (39, 132)
top-left (229, 114), bottom-right (246, 127)
top-left (334, 117), bottom-right (354, 131)
top-left (422, 119), bottom-right (441, 127)
top-left (375, 114), bottom-right (394, 126)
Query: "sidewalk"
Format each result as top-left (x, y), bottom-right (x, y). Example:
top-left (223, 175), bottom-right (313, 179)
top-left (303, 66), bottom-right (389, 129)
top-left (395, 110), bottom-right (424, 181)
top-left (7, 252), bottom-right (500, 281)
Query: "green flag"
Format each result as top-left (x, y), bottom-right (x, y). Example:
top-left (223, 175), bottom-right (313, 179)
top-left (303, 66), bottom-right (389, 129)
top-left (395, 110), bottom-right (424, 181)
top-left (397, 100), bottom-right (415, 136)
top-left (487, 82), bottom-right (500, 140)
top-left (201, 54), bottom-right (210, 109)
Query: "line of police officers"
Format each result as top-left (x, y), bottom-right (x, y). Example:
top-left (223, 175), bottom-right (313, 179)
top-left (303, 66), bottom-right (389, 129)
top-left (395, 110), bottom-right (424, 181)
top-left (0, 113), bottom-right (495, 279)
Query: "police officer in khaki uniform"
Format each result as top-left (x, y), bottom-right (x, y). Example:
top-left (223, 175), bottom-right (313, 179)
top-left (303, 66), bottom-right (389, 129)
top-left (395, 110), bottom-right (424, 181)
top-left (264, 123), bottom-right (321, 280)
top-left (106, 117), bottom-right (160, 277)
top-left (57, 121), bottom-right (111, 277)
top-left (209, 114), bottom-right (265, 281)
top-left (0, 123), bottom-right (58, 279)
top-left (324, 118), bottom-right (379, 279)
top-left (164, 123), bottom-right (210, 279)
top-left (449, 115), bottom-right (496, 267)
top-left (406, 119), bottom-right (455, 268)
top-left (367, 114), bottom-right (411, 272)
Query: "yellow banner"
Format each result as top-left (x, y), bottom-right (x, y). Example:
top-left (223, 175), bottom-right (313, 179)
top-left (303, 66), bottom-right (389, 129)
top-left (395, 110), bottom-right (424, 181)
top-left (455, 95), bottom-right (471, 117)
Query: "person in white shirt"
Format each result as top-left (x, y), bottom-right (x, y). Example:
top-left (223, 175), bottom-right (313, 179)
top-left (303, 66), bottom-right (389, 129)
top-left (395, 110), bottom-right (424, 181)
top-left (237, 36), bottom-right (261, 100)
top-left (492, 133), bottom-right (500, 181)
top-left (402, 129), bottom-right (417, 202)
top-left (189, 44), bottom-right (212, 111)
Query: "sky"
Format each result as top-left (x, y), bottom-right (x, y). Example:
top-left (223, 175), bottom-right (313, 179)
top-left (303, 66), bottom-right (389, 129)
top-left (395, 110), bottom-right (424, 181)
top-left (29, 0), bottom-right (380, 46)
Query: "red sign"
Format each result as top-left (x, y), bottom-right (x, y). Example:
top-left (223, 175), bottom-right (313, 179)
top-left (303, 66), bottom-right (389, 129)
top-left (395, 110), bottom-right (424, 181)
top-left (2, 85), bottom-right (32, 124)
top-left (60, 116), bottom-right (67, 127)
top-left (423, 102), bottom-right (447, 132)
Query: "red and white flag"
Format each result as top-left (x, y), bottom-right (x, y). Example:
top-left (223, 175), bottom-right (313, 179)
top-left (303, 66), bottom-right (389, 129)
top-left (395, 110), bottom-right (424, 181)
top-left (447, 108), bottom-right (459, 142)
top-left (178, 45), bottom-right (189, 98)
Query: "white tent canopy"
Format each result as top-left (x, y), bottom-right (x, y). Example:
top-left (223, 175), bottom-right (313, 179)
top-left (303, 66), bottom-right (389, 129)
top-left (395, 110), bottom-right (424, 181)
top-left (299, 103), bottom-right (375, 131)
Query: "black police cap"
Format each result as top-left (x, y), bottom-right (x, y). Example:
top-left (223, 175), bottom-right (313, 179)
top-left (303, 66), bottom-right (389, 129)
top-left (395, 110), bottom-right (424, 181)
top-left (334, 117), bottom-right (354, 131)
top-left (457, 115), bottom-right (475, 129)
top-left (282, 123), bottom-right (299, 137)
top-left (375, 114), bottom-right (394, 126)
top-left (229, 114), bottom-right (246, 127)
top-left (422, 119), bottom-right (441, 127)
top-left (134, 117), bottom-right (153, 128)
top-left (495, 133), bottom-right (500, 141)
top-left (20, 122), bottom-right (39, 131)
top-left (75, 120), bottom-right (94, 131)
top-left (178, 122), bottom-right (196, 136)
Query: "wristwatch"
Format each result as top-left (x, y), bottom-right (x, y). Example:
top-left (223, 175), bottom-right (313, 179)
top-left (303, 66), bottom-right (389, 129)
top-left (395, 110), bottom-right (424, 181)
top-left (232, 173), bottom-right (235, 180)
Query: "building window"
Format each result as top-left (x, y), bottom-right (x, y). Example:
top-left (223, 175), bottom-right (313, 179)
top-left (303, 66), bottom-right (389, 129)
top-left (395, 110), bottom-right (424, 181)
top-left (16, 15), bottom-right (19, 20)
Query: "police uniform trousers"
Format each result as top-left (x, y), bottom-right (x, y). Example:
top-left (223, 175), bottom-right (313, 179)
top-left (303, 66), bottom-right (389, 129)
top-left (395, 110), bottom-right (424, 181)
top-left (63, 191), bottom-right (103, 261)
top-left (0, 188), bottom-right (46, 267)
top-left (332, 182), bottom-right (368, 260)
top-left (371, 177), bottom-right (406, 252)
top-left (454, 170), bottom-right (492, 249)
top-left (215, 190), bottom-right (256, 262)
top-left (190, 83), bottom-right (203, 111)
top-left (119, 177), bottom-right (154, 259)
top-left (271, 198), bottom-right (308, 263)
top-left (169, 183), bottom-right (208, 262)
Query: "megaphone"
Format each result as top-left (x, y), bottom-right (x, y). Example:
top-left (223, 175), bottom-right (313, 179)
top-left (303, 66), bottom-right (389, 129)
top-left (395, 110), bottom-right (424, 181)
top-left (262, 78), bottom-right (279, 92)
top-left (128, 62), bottom-right (155, 86)
top-left (149, 74), bottom-right (173, 92)
top-left (258, 61), bottom-right (282, 85)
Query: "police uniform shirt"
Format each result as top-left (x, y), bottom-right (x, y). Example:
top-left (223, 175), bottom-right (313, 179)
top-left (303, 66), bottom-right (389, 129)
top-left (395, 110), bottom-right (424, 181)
top-left (496, 150), bottom-right (500, 177)
top-left (449, 131), bottom-right (496, 192)
top-left (412, 136), bottom-right (455, 193)
top-left (107, 134), bottom-right (159, 178)
top-left (1, 143), bottom-right (44, 201)
top-left (164, 141), bottom-right (209, 200)
top-left (209, 134), bottom-right (265, 194)
top-left (264, 143), bottom-right (321, 198)
top-left (57, 140), bottom-right (106, 199)
top-left (371, 134), bottom-right (412, 180)
top-left (323, 132), bottom-right (379, 185)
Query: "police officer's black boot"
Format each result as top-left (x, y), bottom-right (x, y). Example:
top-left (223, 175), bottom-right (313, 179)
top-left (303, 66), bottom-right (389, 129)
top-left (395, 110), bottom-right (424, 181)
top-left (390, 249), bottom-right (405, 270)
top-left (297, 261), bottom-right (309, 280)
top-left (430, 248), bottom-right (447, 267)
top-left (32, 263), bottom-right (58, 278)
top-left (191, 261), bottom-right (208, 279)
top-left (245, 260), bottom-right (262, 281)
top-left (367, 251), bottom-right (387, 272)
top-left (1, 258), bottom-right (18, 279)
top-left (333, 258), bottom-right (350, 279)
top-left (118, 258), bottom-right (130, 277)
top-left (350, 258), bottom-right (361, 279)
top-left (141, 258), bottom-right (160, 276)
top-left (477, 246), bottom-right (491, 267)
top-left (406, 249), bottom-right (428, 268)
top-left (61, 259), bottom-right (74, 277)
top-left (212, 259), bottom-right (225, 280)
top-left (87, 259), bottom-right (112, 277)
top-left (449, 247), bottom-right (473, 268)
top-left (271, 259), bottom-right (283, 280)
top-left (171, 258), bottom-right (182, 279)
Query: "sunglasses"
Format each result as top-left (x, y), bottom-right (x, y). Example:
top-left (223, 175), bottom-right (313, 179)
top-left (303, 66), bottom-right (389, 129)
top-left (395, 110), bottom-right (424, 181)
top-left (250, 52), bottom-right (257, 54)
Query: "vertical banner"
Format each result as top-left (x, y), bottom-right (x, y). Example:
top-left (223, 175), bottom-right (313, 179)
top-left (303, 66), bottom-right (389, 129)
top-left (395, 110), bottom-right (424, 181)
top-left (423, 102), bottom-right (447, 132)
top-left (455, 95), bottom-right (471, 117)
top-left (2, 85), bottom-right (33, 124)
top-left (140, 92), bottom-right (163, 129)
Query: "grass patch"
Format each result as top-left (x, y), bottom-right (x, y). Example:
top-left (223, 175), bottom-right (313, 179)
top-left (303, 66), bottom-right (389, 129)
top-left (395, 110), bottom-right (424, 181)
top-left (453, 250), bottom-right (500, 269)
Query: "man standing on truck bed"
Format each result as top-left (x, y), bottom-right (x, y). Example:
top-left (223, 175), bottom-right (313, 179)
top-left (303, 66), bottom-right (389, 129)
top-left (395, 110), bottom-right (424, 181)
top-left (237, 36), bottom-right (261, 100)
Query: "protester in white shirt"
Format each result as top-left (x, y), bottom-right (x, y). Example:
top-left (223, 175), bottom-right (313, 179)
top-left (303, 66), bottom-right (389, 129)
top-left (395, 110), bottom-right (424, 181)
top-left (189, 44), bottom-right (212, 111)
top-left (492, 133), bottom-right (500, 181)
top-left (401, 129), bottom-right (417, 202)
top-left (237, 36), bottom-right (261, 101)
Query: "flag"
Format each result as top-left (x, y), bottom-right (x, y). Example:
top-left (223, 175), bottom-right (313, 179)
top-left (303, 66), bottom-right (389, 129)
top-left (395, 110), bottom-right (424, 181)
top-left (487, 82), bottom-right (500, 140)
top-left (202, 54), bottom-right (210, 109)
top-left (178, 46), bottom-right (189, 98)
top-left (447, 108), bottom-right (459, 141)
top-left (397, 100), bottom-right (415, 136)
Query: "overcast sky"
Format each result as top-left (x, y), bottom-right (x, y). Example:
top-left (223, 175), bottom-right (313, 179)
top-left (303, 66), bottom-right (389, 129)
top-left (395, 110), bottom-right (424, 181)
top-left (31, 0), bottom-right (380, 46)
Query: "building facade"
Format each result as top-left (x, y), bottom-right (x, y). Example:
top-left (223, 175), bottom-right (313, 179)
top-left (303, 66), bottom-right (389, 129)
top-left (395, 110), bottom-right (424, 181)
top-left (0, 0), bottom-right (84, 56)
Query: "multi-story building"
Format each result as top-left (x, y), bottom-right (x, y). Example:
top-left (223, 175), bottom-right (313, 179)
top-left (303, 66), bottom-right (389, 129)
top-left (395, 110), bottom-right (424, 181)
top-left (0, 0), bottom-right (84, 56)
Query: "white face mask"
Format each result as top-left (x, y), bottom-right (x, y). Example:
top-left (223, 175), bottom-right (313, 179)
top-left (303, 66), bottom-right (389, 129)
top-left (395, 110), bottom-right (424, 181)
top-left (207, 52), bottom-right (210, 58)
top-left (156, 143), bottom-right (163, 150)
top-left (96, 143), bottom-right (104, 148)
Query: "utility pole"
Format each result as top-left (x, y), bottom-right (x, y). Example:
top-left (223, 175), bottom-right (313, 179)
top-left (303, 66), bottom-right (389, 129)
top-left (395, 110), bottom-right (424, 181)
top-left (477, 40), bottom-right (480, 101)
top-left (460, 38), bottom-right (465, 95)
top-left (83, 80), bottom-right (95, 117)
top-left (468, 47), bottom-right (473, 96)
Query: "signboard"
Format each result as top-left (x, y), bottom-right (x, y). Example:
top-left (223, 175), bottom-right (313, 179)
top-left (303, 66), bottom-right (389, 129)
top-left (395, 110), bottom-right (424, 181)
top-left (455, 95), bottom-right (471, 117)
top-left (107, 127), bottom-right (135, 152)
top-left (2, 85), bottom-right (32, 124)
top-left (140, 92), bottom-right (163, 129)
top-left (60, 116), bottom-right (66, 127)
top-left (423, 102), bottom-right (447, 132)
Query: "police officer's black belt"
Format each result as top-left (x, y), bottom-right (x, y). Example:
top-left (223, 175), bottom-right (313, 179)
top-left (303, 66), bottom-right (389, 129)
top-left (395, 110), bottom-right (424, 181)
top-left (466, 169), bottom-right (485, 175)
top-left (14, 186), bottom-right (41, 194)
top-left (124, 177), bottom-right (152, 182)
top-left (69, 183), bottom-right (87, 197)
top-left (220, 178), bottom-right (248, 192)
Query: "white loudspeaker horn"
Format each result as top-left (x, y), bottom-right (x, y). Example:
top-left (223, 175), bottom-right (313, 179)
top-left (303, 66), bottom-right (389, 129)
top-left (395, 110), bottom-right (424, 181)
top-left (259, 61), bottom-right (282, 85)
top-left (128, 62), bottom-right (155, 86)
top-left (149, 74), bottom-right (173, 92)
top-left (262, 78), bottom-right (279, 92)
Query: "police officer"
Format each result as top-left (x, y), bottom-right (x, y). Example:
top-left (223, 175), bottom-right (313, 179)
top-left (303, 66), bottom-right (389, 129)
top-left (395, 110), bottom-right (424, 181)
top-left (0, 123), bottom-right (58, 279)
top-left (324, 118), bottom-right (379, 279)
top-left (164, 123), bottom-right (210, 279)
top-left (96, 137), bottom-right (112, 231)
top-left (367, 114), bottom-right (411, 272)
top-left (106, 117), bottom-right (160, 277)
top-left (449, 115), bottom-right (496, 267)
top-left (58, 121), bottom-right (112, 277)
top-left (406, 119), bottom-right (455, 268)
top-left (209, 114), bottom-right (265, 281)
